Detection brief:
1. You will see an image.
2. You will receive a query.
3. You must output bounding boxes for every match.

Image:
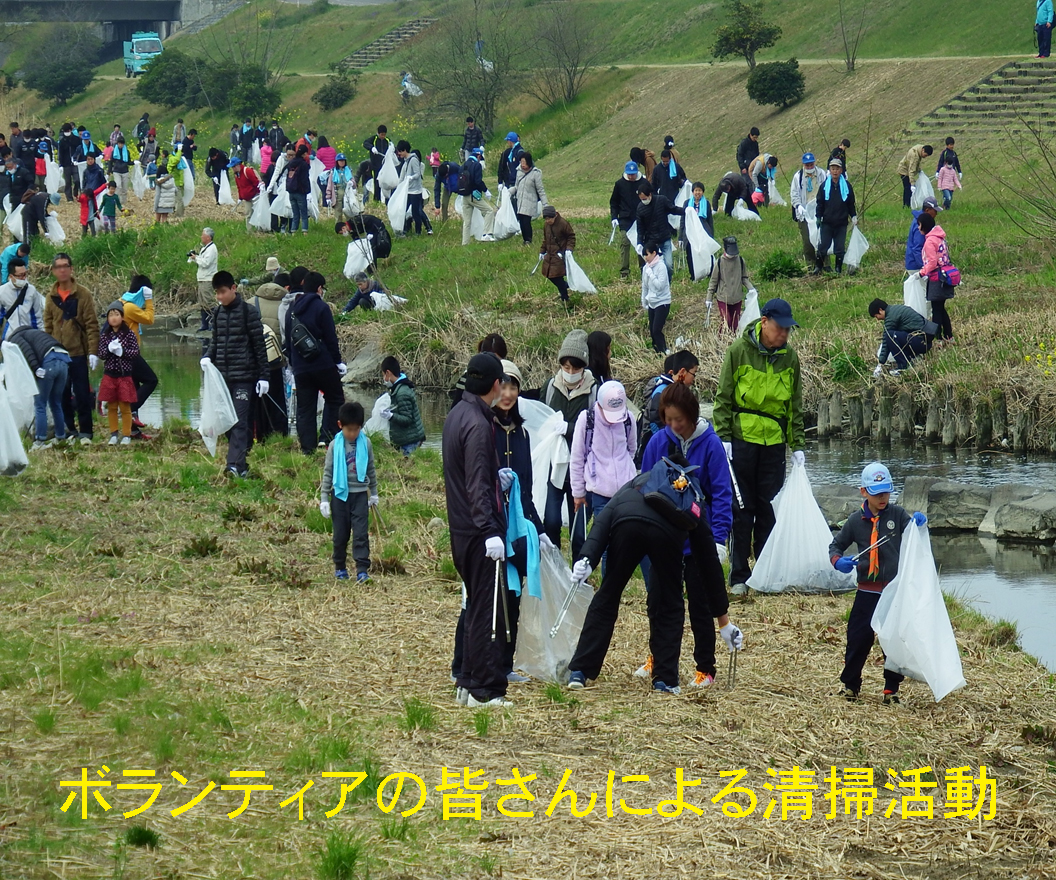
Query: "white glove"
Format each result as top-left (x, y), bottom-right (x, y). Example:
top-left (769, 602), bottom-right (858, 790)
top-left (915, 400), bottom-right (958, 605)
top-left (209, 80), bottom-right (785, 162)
top-left (715, 543), bottom-right (728, 565)
top-left (705, 299), bottom-right (712, 309)
top-left (319, 501), bottom-right (331, 518)
top-left (852, 216), bottom-right (858, 227)
top-left (720, 622), bottom-right (744, 652)
top-left (89, 355), bottom-right (99, 371)
top-left (634, 243), bottom-right (644, 257)
top-left (108, 339), bottom-right (122, 355)
top-left (910, 185), bottom-right (916, 195)
top-left (795, 206), bottom-right (805, 222)
top-left (538, 532), bottom-right (554, 551)
top-left (371, 147), bottom-right (380, 156)
top-left (722, 441), bottom-right (733, 460)
top-left (200, 357), bottom-right (211, 368)
top-left (380, 408), bottom-right (393, 421)
top-left (484, 536), bottom-right (506, 561)
top-left (498, 467), bottom-right (515, 491)
top-left (368, 495), bottom-right (379, 508)
top-left (611, 218), bottom-right (619, 228)
top-left (256, 380), bottom-right (269, 397)
top-left (747, 288), bottom-right (757, 297)
top-left (142, 287), bottom-right (153, 300)
top-left (35, 367), bottom-right (45, 379)
top-left (873, 364), bottom-right (883, 378)
top-left (572, 558), bottom-right (593, 585)
top-left (792, 450), bottom-right (805, 467)
top-left (958, 173), bottom-right (963, 181)
top-left (336, 363), bottom-right (348, 376)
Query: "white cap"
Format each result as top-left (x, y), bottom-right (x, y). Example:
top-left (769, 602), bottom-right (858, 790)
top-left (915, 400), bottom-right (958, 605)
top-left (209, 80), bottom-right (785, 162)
top-left (597, 380), bottom-right (628, 424)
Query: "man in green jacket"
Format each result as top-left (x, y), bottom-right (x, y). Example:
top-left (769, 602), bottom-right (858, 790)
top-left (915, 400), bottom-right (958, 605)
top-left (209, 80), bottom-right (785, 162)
top-left (713, 298), bottom-right (805, 591)
top-left (380, 355), bottom-right (426, 457)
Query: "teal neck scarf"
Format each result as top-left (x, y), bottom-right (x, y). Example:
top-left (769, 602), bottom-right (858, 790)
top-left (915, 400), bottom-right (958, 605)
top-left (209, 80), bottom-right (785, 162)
top-left (824, 174), bottom-right (849, 201)
top-left (504, 471), bottom-right (540, 598)
top-left (332, 433), bottom-right (368, 501)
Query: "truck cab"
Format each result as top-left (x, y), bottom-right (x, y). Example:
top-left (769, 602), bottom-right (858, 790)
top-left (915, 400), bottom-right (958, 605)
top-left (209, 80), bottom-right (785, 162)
top-left (123, 32), bottom-right (164, 78)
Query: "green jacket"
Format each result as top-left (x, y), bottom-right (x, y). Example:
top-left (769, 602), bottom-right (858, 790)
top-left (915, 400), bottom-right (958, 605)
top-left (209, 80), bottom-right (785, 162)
top-left (713, 319), bottom-right (804, 450)
top-left (388, 376), bottom-right (426, 448)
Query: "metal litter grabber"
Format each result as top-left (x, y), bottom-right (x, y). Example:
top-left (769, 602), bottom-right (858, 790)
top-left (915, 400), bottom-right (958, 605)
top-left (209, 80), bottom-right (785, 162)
top-left (704, 300), bottom-right (713, 329)
top-left (852, 535), bottom-right (890, 562)
top-left (549, 574), bottom-right (581, 640)
top-left (726, 650), bottom-right (738, 690)
top-left (529, 254), bottom-right (543, 276)
top-left (491, 559), bottom-right (511, 643)
top-left (608, 224), bottom-right (617, 246)
top-left (724, 448), bottom-right (744, 510)
top-left (370, 505), bottom-right (388, 539)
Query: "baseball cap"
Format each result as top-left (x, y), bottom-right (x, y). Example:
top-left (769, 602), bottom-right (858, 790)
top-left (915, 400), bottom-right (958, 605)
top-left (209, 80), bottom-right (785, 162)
top-left (760, 298), bottom-right (799, 328)
top-left (828, 156), bottom-right (844, 168)
top-left (505, 131), bottom-right (518, 141)
top-left (860, 462), bottom-right (894, 495)
top-left (722, 235), bottom-right (739, 256)
top-left (802, 152), bottom-right (815, 163)
top-left (464, 352), bottom-right (507, 394)
top-left (624, 160), bottom-right (638, 176)
top-left (597, 380), bottom-right (628, 424)
top-left (922, 196), bottom-right (943, 211)
top-left (471, 146), bottom-right (484, 157)
top-left (227, 156), bottom-right (242, 167)
top-left (336, 152), bottom-right (346, 161)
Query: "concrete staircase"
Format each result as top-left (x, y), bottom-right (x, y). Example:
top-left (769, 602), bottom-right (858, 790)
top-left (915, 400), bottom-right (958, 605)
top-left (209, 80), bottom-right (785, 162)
top-left (906, 60), bottom-right (1056, 141)
top-left (337, 17), bottom-right (437, 71)
top-left (179, 0), bottom-right (248, 36)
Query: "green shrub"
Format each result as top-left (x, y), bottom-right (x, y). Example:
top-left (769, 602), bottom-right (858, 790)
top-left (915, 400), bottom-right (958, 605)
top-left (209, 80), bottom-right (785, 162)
top-left (313, 72), bottom-right (358, 112)
top-left (746, 58), bottom-right (805, 108)
top-left (757, 249), bottom-right (806, 281)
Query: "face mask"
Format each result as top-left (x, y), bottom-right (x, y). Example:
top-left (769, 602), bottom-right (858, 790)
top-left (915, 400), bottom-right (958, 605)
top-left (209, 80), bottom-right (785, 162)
top-left (561, 370), bottom-right (583, 385)
top-left (640, 197), bottom-right (652, 206)
top-left (12, 278), bottom-right (27, 289)
top-left (383, 379), bottom-right (393, 388)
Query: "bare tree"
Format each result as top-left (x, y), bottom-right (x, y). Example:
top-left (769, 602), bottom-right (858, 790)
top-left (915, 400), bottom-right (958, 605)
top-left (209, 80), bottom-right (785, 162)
top-left (410, 0), bottom-right (530, 136)
top-left (195, 10), bottom-right (295, 90)
top-left (979, 112), bottom-right (1056, 238)
top-left (838, 0), bottom-right (869, 72)
top-left (526, 1), bottom-right (605, 108)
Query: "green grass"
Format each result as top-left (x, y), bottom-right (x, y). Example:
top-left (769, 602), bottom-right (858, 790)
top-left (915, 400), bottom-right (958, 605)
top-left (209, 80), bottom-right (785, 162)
top-left (398, 697), bottom-right (438, 732)
top-left (317, 832), bottom-right (367, 880)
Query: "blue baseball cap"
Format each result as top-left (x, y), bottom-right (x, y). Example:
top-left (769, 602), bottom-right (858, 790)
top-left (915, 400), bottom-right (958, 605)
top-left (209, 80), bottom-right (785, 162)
top-left (228, 156), bottom-right (242, 167)
top-left (81, 130), bottom-right (91, 139)
top-left (760, 298), bottom-right (799, 328)
top-left (624, 160), bottom-right (638, 176)
top-left (336, 152), bottom-right (346, 161)
top-left (471, 146), bottom-right (484, 157)
top-left (860, 462), bottom-right (894, 495)
top-left (505, 131), bottom-right (518, 141)
top-left (802, 152), bottom-right (815, 163)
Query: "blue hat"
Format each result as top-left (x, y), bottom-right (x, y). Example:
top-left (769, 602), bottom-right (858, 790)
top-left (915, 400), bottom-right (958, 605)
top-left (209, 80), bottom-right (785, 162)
top-left (228, 156), bottom-right (242, 167)
top-left (81, 131), bottom-right (91, 139)
top-left (624, 160), bottom-right (638, 176)
top-left (471, 146), bottom-right (485, 157)
top-left (760, 297), bottom-right (799, 329)
top-left (802, 152), bottom-right (815, 163)
top-left (860, 462), bottom-right (894, 495)
top-left (336, 152), bottom-right (346, 161)
top-left (505, 131), bottom-right (518, 142)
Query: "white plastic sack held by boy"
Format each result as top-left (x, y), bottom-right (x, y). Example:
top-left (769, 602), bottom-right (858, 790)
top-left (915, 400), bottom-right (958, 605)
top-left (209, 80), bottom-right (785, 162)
top-left (199, 362), bottom-right (238, 456)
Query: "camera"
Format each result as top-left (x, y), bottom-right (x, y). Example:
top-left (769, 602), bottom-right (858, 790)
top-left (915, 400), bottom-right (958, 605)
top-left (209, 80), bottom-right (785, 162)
top-left (187, 250), bottom-right (196, 258)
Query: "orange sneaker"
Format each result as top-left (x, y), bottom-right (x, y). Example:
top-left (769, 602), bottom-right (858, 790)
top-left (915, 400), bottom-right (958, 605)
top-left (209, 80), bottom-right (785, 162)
top-left (633, 655), bottom-right (653, 678)
top-left (690, 671), bottom-right (715, 689)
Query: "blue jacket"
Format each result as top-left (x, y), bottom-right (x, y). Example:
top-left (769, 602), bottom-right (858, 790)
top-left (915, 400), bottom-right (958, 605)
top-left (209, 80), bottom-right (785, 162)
top-left (1037, 0), bottom-right (1053, 26)
top-left (904, 209), bottom-right (925, 271)
top-left (641, 419), bottom-right (733, 546)
top-left (1, 243), bottom-right (24, 283)
top-left (460, 157), bottom-right (484, 196)
top-left (283, 291), bottom-right (341, 375)
top-left (82, 163), bottom-right (106, 195)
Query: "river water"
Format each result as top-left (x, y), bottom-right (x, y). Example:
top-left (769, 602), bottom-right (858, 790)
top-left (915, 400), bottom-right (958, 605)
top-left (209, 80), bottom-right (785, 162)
top-left (142, 338), bottom-right (1056, 669)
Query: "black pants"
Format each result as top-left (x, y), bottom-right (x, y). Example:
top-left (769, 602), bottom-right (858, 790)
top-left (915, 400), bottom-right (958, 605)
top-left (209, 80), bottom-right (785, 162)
top-left (130, 354), bottom-right (157, 414)
top-left (927, 283), bottom-right (954, 340)
top-left (225, 381), bottom-right (254, 473)
top-left (841, 589), bottom-right (905, 693)
top-left (647, 304), bottom-right (670, 353)
top-left (571, 519), bottom-right (686, 686)
top-left (332, 491), bottom-right (370, 574)
top-left (294, 367), bottom-right (345, 453)
top-left (730, 439), bottom-right (786, 586)
top-left (543, 473), bottom-right (586, 559)
top-left (682, 549), bottom-right (725, 677)
top-left (62, 354), bottom-right (94, 438)
top-left (517, 213), bottom-right (533, 243)
top-left (548, 275), bottom-right (570, 302)
top-left (884, 330), bottom-right (930, 368)
top-left (253, 363), bottom-right (288, 440)
top-left (900, 174), bottom-right (912, 208)
top-left (63, 166), bottom-right (79, 201)
top-left (452, 533), bottom-right (508, 701)
top-left (817, 222), bottom-right (848, 267)
top-left (452, 582), bottom-right (521, 678)
top-left (1039, 23), bottom-right (1052, 57)
top-left (407, 192), bottom-right (431, 233)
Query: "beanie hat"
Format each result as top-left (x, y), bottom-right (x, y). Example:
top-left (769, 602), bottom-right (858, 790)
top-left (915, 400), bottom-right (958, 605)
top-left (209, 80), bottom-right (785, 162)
top-left (106, 300), bottom-right (125, 315)
top-left (541, 205), bottom-right (556, 218)
top-left (557, 329), bottom-right (589, 365)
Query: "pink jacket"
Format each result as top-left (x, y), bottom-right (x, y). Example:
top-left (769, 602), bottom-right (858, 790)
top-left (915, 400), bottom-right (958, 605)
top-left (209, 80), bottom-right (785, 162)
top-left (570, 404), bottom-right (637, 499)
top-left (920, 225), bottom-right (948, 279)
top-left (937, 166), bottom-right (961, 191)
top-left (260, 144), bottom-right (273, 175)
top-left (316, 146), bottom-right (337, 170)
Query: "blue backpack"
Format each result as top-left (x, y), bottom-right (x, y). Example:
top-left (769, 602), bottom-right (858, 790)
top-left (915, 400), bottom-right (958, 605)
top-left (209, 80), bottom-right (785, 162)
top-left (639, 456), bottom-right (705, 530)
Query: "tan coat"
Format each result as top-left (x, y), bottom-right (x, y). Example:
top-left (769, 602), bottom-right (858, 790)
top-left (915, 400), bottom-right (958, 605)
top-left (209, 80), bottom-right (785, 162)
top-left (540, 213), bottom-right (575, 279)
top-left (896, 145), bottom-right (926, 178)
top-left (43, 281), bottom-right (98, 358)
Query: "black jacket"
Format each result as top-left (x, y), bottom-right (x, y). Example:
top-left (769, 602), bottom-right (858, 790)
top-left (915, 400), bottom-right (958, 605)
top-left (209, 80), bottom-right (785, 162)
top-left (23, 192), bottom-right (51, 228)
top-left (829, 502), bottom-right (913, 590)
top-left (936, 147), bottom-right (961, 175)
top-left (283, 291), bottom-right (341, 375)
top-left (736, 136), bottom-right (759, 172)
top-left (815, 176), bottom-right (856, 226)
top-left (206, 151), bottom-right (229, 179)
top-left (206, 294), bottom-right (269, 384)
top-left (58, 132), bottom-right (78, 167)
top-left (459, 157), bottom-right (485, 196)
top-left (651, 161), bottom-right (686, 202)
top-left (363, 134), bottom-right (390, 171)
top-left (498, 143), bottom-right (524, 188)
top-left (609, 176), bottom-right (641, 228)
top-left (6, 327), bottom-right (65, 370)
top-left (109, 144), bottom-right (132, 174)
top-left (0, 164), bottom-right (34, 206)
top-left (712, 172), bottom-right (750, 210)
top-left (461, 126), bottom-right (485, 153)
top-left (284, 156), bottom-right (311, 194)
top-left (73, 141), bottom-right (102, 162)
top-left (636, 194), bottom-right (683, 246)
top-left (494, 406), bottom-right (543, 577)
top-left (268, 126), bottom-right (287, 152)
top-left (443, 391), bottom-right (507, 539)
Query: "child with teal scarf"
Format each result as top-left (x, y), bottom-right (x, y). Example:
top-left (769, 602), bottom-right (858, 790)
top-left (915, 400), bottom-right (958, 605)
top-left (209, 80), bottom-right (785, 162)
top-left (320, 401), bottom-right (378, 582)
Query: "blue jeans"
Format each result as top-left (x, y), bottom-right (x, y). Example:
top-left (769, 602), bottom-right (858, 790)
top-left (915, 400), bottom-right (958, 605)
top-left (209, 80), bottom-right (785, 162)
top-left (661, 239), bottom-right (673, 276)
top-left (289, 192), bottom-right (309, 232)
top-left (399, 440), bottom-right (422, 457)
top-left (35, 354), bottom-right (69, 441)
top-left (941, 189), bottom-right (954, 208)
top-left (588, 491), bottom-right (611, 575)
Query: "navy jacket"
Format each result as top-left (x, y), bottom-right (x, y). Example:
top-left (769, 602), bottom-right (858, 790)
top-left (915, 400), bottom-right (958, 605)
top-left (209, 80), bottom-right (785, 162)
top-left (494, 406), bottom-right (543, 578)
top-left (81, 163), bottom-right (106, 195)
top-left (905, 210), bottom-right (925, 271)
top-left (651, 160), bottom-right (686, 203)
top-left (459, 157), bottom-right (485, 195)
top-left (284, 291), bottom-right (341, 375)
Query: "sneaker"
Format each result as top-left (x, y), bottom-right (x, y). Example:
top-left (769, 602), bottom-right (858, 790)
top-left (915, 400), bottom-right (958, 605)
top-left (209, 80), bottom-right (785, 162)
top-left (653, 680), bottom-right (681, 695)
top-left (507, 671), bottom-right (530, 683)
top-left (225, 466), bottom-right (241, 478)
top-left (481, 233), bottom-right (495, 242)
top-left (689, 671), bottom-right (715, 689)
top-left (426, 228), bottom-right (434, 235)
top-left (841, 687), bottom-right (860, 702)
top-left (356, 572), bottom-right (371, 584)
top-left (889, 370), bottom-right (901, 377)
top-left (132, 415), bottom-right (146, 429)
top-left (455, 687), bottom-right (469, 707)
top-left (633, 655), bottom-right (654, 678)
top-left (335, 569), bottom-right (349, 580)
top-left (30, 439), bottom-right (54, 451)
top-left (466, 693), bottom-right (512, 708)
top-left (130, 429), bottom-right (153, 441)
top-left (730, 583), bottom-right (749, 596)
top-left (882, 690), bottom-right (901, 705)
top-left (120, 436), bottom-right (131, 446)
top-left (108, 433), bottom-right (119, 446)
top-left (567, 670), bottom-right (587, 689)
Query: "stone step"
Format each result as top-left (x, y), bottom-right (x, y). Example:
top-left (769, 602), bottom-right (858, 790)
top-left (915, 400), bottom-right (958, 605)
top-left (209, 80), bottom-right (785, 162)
top-left (337, 17), bottom-right (437, 70)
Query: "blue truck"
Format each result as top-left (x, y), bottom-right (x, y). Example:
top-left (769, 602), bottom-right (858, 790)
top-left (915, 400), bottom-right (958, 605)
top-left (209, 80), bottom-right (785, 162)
top-left (123, 32), bottom-right (164, 77)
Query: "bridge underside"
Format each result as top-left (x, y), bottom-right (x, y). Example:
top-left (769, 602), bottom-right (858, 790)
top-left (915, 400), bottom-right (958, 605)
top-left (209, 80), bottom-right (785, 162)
top-left (0, 1), bottom-right (181, 21)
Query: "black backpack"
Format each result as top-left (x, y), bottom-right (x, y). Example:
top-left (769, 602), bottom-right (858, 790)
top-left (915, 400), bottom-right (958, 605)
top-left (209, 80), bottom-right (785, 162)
top-left (288, 308), bottom-right (320, 361)
top-left (639, 457), bottom-right (705, 531)
top-left (633, 376), bottom-right (668, 468)
top-left (456, 165), bottom-right (475, 196)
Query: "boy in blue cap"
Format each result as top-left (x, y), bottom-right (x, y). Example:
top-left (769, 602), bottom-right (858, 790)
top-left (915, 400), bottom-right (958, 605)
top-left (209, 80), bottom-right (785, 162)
top-left (609, 160), bottom-right (643, 280)
top-left (829, 462), bottom-right (927, 704)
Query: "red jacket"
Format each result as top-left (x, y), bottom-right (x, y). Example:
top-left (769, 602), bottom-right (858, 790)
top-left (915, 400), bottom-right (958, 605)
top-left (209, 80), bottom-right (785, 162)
top-left (235, 166), bottom-right (260, 201)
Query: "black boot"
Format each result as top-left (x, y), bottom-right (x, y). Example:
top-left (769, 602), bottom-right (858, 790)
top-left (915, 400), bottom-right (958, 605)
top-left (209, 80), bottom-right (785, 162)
top-left (835, 256), bottom-right (844, 275)
top-left (810, 258), bottom-right (823, 276)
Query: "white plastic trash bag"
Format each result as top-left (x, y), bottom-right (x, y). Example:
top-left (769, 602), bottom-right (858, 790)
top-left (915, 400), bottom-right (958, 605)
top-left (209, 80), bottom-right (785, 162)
top-left (217, 171), bottom-right (235, 206)
top-left (4, 205), bottom-right (23, 241)
top-left (453, 194), bottom-right (465, 218)
top-left (45, 157), bottom-right (62, 195)
top-left (1, 341), bottom-right (37, 431)
top-left (526, 406), bottom-right (570, 522)
top-left (625, 222), bottom-right (638, 250)
top-left (910, 171), bottom-right (934, 211)
top-left (460, 198), bottom-right (486, 240)
top-left (343, 239), bottom-right (373, 278)
top-left (386, 177), bottom-right (410, 231)
top-left (844, 227), bottom-right (870, 270)
top-left (0, 386), bottom-right (28, 476)
top-left (872, 522), bottom-right (966, 702)
top-left (248, 194), bottom-right (271, 231)
top-left (736, 289), bottom-right (760, 335)
top-left (747, 461), bottom-right (857, 593)
top-left (564, 252), bottom-right (596, 294)
top-left (514, 545), bottom-right (592, 682)
top-left (198, 362), bottom-right (238, 457)
top-left (131, 162), bottom-right (146, 200)
top-left (494, 186), bottom-right (519, 240)
top-left (903, 273), bottom-right (928, 318)
top-left (365, 392), bottom-right (391, 440)
top-left (732, 199), bottom-right (761, 222)
top-left (182, 169), bottom-right (195, 206)
top-left (270, 188), bottom-right (292, 218)
top-left (75, 161), bottom-right (86, 188)
top-left (682, 213), bottom-right (721, 282)
top-left (249, 141), bottom-right (262, 167)
top-left (378, 144), bottom-right (399, 194)
top-left (767, 179), bottom-right (787, 206)
top-left (44, 214), bottom-right (66, 245)
top-left (371, 291), bottom-right (406, 311)
top-left (669, 179), bottom-right (694, 231)
top-left (344, 185), bottom-right (363, 217)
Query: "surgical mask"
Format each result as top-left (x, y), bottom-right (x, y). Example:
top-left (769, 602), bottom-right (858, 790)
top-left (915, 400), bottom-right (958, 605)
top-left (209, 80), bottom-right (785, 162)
top-left (640, 197), bottom-right (652, 206)
top-left (12, 277), bottom-right (27, 289)
top-left (383, 379), bottom-right (393, 388)
top-left (561, 369), bottom-right (583, 385)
